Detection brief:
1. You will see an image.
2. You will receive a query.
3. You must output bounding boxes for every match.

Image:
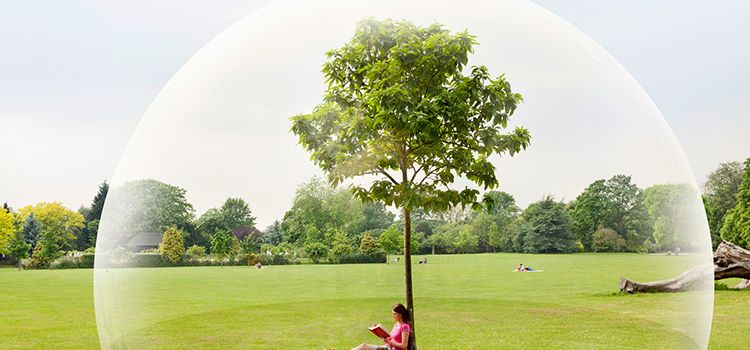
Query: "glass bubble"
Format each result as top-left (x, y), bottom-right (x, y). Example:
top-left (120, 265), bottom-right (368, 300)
top-left (95, 0), bottom-right (713, 348)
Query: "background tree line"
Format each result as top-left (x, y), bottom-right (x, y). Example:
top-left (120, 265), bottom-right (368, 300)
top-left (2, 157), bottom-right (749, 269)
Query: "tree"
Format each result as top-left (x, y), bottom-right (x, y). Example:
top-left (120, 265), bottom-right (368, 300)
top-left (519, 197), bottom-right (576, 253)
top-left (262, 220), bottom-right (285, 245)
top-left (82, 181), bottom-right (109, 248)
top-left (378, 225), bottom-right (403, 255)
top-left (290, 19), bottom-right (530, 342)
top-left (160, 225), bottom-right (185, 264)
top-left (106, 179), bottom-right (194, 241)
top-left (21, 213), bottom-right (42, 252)
top-left (454, 226), bottom-right (479, 253)
top-left (304, 241), bottom-right (330, 264)
top-left (644, 183), bottom-right (700, 252)
top-left (0, 207), bottom-right (14, 254)
top-left (722, 158), bottom-right (750, 248)
top-left (211, 229), bottom-right (236, 267)
top-left (16, 202), bottom-right (85, 264)
top-left (359, 233), bottom-right (381, 256)
top-left (569, 175), bottom-right (651, 251)
top-left (8, 233), bottom-right (31, 270)
top-left (704, 161), bottom-right (744, 247)
top-left (220, 197), bottom-right (256, 230)
top-left (591, 228), bottom-right (626, 252)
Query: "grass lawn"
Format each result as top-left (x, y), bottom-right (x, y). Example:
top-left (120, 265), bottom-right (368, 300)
top-left (0, 253), bottom-right (745, 349)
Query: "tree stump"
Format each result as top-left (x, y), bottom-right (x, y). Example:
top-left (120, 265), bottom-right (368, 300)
top-left (619, 241), bottom-right (750, 293)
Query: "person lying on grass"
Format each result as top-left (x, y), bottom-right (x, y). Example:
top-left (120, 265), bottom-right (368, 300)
top-left (351, 303), bottom-right (411, 350)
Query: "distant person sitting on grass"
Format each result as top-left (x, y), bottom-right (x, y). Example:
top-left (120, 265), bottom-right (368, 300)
top-left (351, 303), bottom-right (411, 350)
top-left (514, 263), bottom-right (537, 272)
top-left (255, 261), bottom-right (262, 269)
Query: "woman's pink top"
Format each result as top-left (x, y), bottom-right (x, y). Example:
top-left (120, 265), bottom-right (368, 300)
top-left (389, 322), bottom-right (411, 349)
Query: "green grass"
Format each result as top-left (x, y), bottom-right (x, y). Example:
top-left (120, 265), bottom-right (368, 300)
top-left (0, 253), bottom-right (745, 349)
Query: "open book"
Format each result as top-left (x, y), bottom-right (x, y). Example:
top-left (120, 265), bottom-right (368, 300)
top-left (368, 323), bottom-right (390, 340)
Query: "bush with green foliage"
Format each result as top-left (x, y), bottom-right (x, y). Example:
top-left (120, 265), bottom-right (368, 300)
top-left (358, 233), bottom-right (382, 256)
top-left (304, 241), bottom-right (330, 264)
top-left (185, 245), bottom-right (207, 258)
top-left (591, 228), bottom-right (626, 252)
top-left (160, 226), bottom-right (185, 264)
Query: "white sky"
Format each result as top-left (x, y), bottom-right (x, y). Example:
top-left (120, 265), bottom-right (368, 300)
top-left (1, 0), bottom-right (748, 229)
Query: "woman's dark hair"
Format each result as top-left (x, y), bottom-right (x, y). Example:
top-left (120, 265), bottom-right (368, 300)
top-left (392, 303), bottom-right (410, 324)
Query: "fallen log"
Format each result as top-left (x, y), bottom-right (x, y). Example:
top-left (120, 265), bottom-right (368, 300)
top-left (619, 241), bottom-right (750, 293)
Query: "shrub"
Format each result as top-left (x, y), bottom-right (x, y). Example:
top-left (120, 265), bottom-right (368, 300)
top-left (591, 228), bottom-right (627, 252)
top-left (186, 245), bottom-right (207, 258)
top-left (160, 226), bottom-right (185, 264)
top-left (336, 252), bottom-right (387, 264)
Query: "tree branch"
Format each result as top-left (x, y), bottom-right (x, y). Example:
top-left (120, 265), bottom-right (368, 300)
top-left (378, 167), bottom-right (400, 185)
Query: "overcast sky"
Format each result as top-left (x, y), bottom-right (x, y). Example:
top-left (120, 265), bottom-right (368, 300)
top-left (1, 0), bottom-right (748, 228)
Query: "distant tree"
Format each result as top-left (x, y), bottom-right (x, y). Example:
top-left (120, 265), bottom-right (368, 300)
top-left (0, 206), bottom-right (14, 254)
top-left (211, 229), bottom-right (235, 267)
top-left (722, 158), bottom-right (750, 248)
top-left (87, 181), bottom-right (109, 222)
top-left (591, 228), bottom-right (626, 252)
top-left (281, 178), bottom-right (364, 245)
top-left (470, 212), bottom-right (499, 252)
top-left (27, 243), bottom-right (50, 269)
top-left (704, 161), bottom-right (744, 248)
top-left (353, 202), bottom-right (396, 234)
top-left (21, 213), bottom-right (42, 252)
top-left (644, 183), bottom-right (700, 252)
top-left (106, 179), bottom-right (194, 235)
top-left (8, 233), bottom-right (31, 270)
top-left (82, 181), bottom-right (109, 248)
top-left (239, 235), bottom-right (261, 255)
top-left (304, 241), bottom-right (330, 264)
top-left (454, 226), bottom-right (479, 253)
top-left (262, 220), bottom-right (285, 245)
top-left (220, 198), bottom-right (256, 230)
top-left (290, 19), bottom-right (531, 336)
top-left (520, 196), bottom-right (576, 253)
top-left (378, 225), bottom-right (403, 255)
top-left (359, 233), bottom-right (381, 256)
top-left (16, 202), bottom-right (85, 262)
top-left (160, 226), bottom-right (185, 264)
top-left (568, 175), bottom-right (651, 251)
top-left (483, 191), bottom-right (521, 218)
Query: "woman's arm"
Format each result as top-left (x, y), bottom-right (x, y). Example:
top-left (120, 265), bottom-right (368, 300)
top-left (387, 330), bottom-right (410, 349)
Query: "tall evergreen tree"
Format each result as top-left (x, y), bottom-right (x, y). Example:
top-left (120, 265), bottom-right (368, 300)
top-left (22, 213), bottom-right (43, 253)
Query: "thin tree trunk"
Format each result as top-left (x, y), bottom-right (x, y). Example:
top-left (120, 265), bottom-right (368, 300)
top-left (403, 207), bottom-right (416, 350)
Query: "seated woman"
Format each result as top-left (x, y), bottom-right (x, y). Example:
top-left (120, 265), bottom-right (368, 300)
top-left (351, 304), bottom-right (411, 350)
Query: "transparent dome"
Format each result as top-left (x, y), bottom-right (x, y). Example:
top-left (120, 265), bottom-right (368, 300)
top-left (95, 0), bottom-right (713, 348)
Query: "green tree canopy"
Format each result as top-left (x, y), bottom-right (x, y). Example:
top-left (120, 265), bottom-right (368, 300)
top-left (107, 179), bottom-right (194, 236)
top-left (219, 198), bottom-right (256, 230)
top-left (210, 228), bottom-right (236, 267)
top-left (644, 183), bottom-right (701, 252)
top-left (16, 202), bottom-right (85, 262)
top-left (519, 196), bottom-right (576, 253)
top-left (568, 175), bottom-right (651, 251)
top-left (290, 19), bottom-right (530, 333)
top-left (703, 161), bottom-right (744, 247)
top-left (721, 158), bottom-right (750, 248)
top-left (0, 207), bottom-right (14, 254)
